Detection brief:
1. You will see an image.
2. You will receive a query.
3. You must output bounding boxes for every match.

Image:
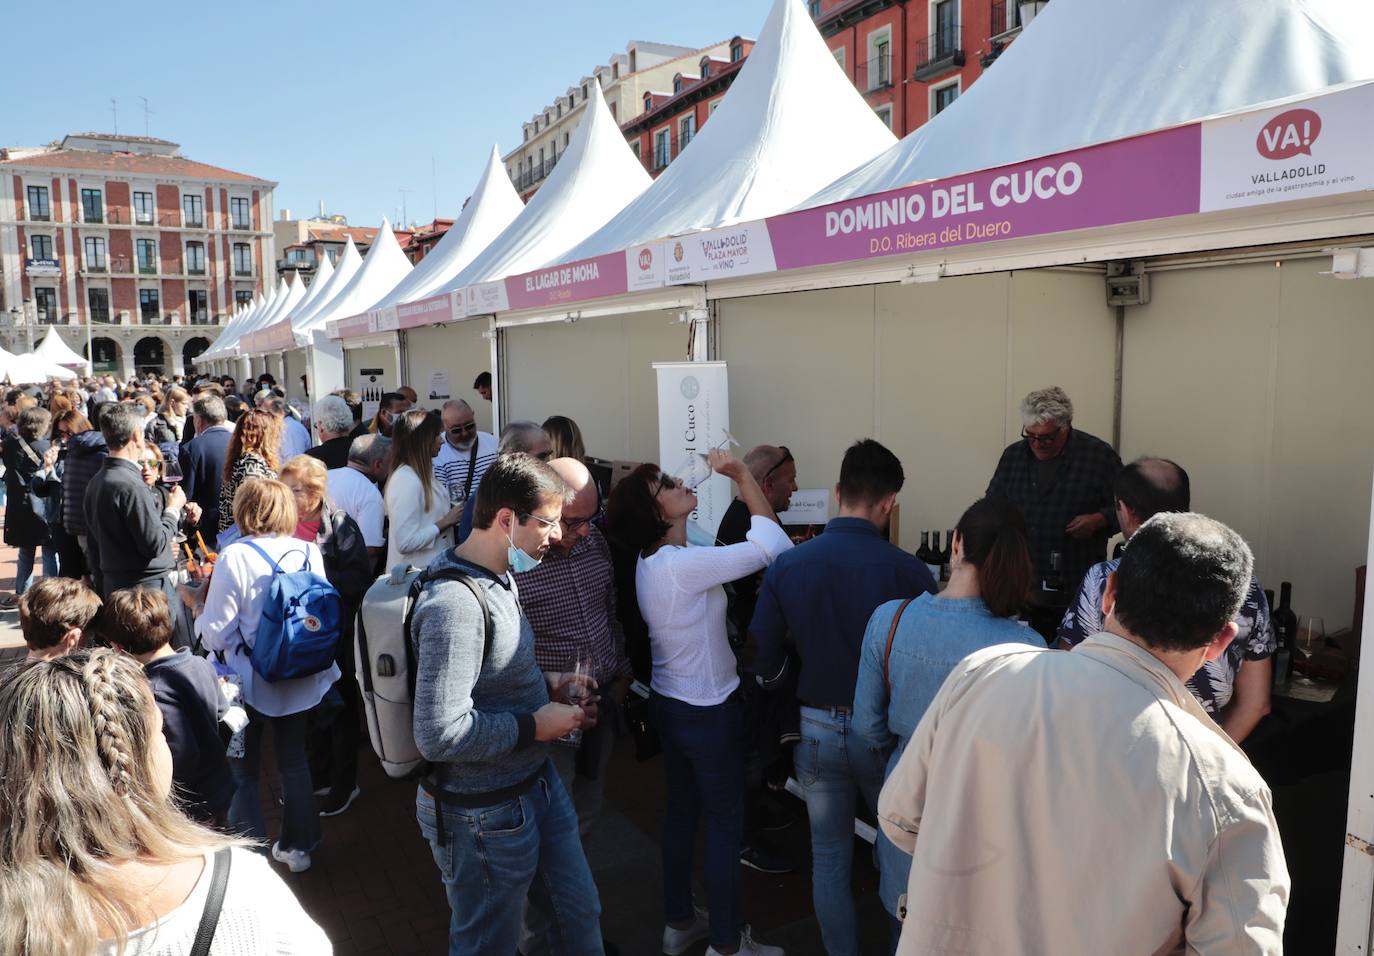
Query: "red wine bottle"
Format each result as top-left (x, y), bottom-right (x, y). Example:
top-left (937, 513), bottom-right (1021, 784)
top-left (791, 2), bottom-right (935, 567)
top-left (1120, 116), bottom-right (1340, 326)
top-left (1272, 581), bottom-right (1296, 687)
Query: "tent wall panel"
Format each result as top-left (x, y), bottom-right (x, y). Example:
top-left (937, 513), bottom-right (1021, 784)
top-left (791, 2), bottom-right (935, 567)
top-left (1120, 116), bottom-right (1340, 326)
top-left (283, 348), bottom-right (308, 405)
top-left (344, 346), bottom-right (400, 399)
top-left (403, 322), bottom-right (495, 433)
top-left (501, 310), bottom-right (684, 464)
top-left (1122, 258), bottom-right (1374, 628)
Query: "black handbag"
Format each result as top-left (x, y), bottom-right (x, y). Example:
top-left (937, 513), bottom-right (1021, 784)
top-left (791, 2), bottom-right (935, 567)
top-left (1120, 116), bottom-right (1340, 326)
top-left (622, 685), bottom-right (661, 762)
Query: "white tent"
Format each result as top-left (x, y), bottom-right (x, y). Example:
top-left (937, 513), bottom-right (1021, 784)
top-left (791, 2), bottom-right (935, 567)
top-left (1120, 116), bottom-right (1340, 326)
top-left (373, 146), bottom-right (524, 310)
top-left (289, 236), bottom-right (364, 332)
top-left (435, 77), bottom-right (651, 290)
top-left (239, 251), bottom-right (337, 354)
top-left (35, 327), bottom-right (90, 369)
top-left (3, 350), bottom-right (78, 383)
top-left (296, 219), bottom-right (413, 334)
top-left (207, 285), bottom-right (275, 360)
top-left (562, 0), bottom-right (896, 262)
top-left (246, 274), bottom-right (305, 338)
top-left (805, 0), bottom-right (1374, 207)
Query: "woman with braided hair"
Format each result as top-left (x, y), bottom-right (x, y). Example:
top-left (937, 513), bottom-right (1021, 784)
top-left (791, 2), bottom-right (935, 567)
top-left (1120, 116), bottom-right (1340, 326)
top-left (0, 648), bottom-right (330, 955)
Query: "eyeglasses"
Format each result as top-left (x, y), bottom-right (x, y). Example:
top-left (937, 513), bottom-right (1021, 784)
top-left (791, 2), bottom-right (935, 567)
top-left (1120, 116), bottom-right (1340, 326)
top-left (561, 506), bottom-right (604, 533)
top-left (655, 472), bottom-right (682, 495)
top-left (519, 511), bottom-right (559, 529)
top-left (447, 422), bottom-right (477, 436)
top-left (762, 446), bottom-right (794, 481)
top-left (1020, 427), bottom-right (1064, 447)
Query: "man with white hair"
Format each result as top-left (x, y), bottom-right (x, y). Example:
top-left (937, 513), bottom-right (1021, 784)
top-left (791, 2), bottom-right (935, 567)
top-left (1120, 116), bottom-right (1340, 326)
top-left (986, 386), bottom-right (1121, 642)
top-left (326, 434), bottom-right (390, 560)
top-left (306, 394), bottom-right (357, 470)
top-left (257, 392), bottom-right (310, 462)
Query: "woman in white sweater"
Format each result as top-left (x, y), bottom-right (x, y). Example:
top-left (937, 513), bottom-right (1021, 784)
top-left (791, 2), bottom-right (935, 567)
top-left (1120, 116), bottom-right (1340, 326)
top-left (383, 409), bottom-right (464, 572)
top-left (197, 479), bottom-right (337, 875)
top-left (604, 449), bottom-right (791, 956)
top-left (0, 649), bottom-right (330, 956)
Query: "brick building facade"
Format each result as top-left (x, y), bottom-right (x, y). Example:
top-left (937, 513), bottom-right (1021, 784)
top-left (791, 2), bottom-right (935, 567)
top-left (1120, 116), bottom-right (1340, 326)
top-left (0, 133), bottom-right (275, 376)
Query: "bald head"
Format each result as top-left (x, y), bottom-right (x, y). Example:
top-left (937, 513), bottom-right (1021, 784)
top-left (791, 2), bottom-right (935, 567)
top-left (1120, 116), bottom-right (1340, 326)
top-left (549, 457), bottom-right (598, 552)
top-left (1115, 456), bottom-right (1191, 538)
top-left (442, 399), bottom-right (478, 451)
top-left (744, 443), bottom-right (798, 514)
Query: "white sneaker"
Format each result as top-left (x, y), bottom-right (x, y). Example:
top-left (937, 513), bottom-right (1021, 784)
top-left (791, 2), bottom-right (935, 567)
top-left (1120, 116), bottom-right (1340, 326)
top-left (663, 906), bottom-right (710, 955)
top-left (706, 925), bottom-right (783, 956)
top-left (270, 841), bottom-right (312, 873)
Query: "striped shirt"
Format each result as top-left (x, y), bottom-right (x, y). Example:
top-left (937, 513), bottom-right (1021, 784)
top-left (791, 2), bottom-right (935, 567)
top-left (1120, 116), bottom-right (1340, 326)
top-left (432, 432), bottom-right (498, 505)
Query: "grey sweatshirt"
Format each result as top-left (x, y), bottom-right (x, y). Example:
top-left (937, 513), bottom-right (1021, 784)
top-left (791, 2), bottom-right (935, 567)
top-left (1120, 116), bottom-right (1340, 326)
top-left (411, 550), bottom-right (549, 795)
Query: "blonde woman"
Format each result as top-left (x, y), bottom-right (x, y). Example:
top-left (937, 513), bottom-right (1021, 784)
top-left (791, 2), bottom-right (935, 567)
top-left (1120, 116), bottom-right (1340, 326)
top-left (0, 649), bottom-right (330, 955)
top-left (196, 479), bottom-right (336, 873)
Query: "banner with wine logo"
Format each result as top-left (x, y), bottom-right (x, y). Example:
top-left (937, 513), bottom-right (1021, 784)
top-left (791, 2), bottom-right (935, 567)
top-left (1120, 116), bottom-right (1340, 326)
top-left (653, 361), bottom-right (732, 541)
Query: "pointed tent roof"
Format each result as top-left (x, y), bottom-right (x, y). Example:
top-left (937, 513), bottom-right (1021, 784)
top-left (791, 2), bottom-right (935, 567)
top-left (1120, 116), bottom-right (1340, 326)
top-left (210, 282), bottom-right (280, 358)
top-left (563, 0), bottom-right (895, 262)
top-left (376, 146), bottom-right (525, 310)
top-left (239, 254), bottom-right (338, 355)
top-left (291, 236), bottom-right (364, 330)
top-left (252, 275), bottom-right (305, 332)
top-left (805, 0), bottom-right (1374, 207)
top-left (4, 351), bottom-right (78, 383)
top-left (298, 219), bottom-right (413, 334)
top-left (437, 78), bottom-right (651, 290)
top-left (35, 327), bottom-right (91, 368)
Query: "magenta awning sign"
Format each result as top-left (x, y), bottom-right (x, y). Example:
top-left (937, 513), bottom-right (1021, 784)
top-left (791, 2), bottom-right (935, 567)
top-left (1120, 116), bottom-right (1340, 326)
top-left (766, 124), bottom-right (1202, 271)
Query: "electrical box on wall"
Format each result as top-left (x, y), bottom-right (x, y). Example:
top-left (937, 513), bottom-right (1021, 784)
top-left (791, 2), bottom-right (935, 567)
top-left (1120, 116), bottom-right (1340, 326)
top-left (1106, 261), bottom-right (1150, 307)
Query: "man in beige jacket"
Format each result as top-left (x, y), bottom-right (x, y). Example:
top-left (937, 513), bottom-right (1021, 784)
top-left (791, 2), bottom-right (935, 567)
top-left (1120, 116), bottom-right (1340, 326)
top-left (879, 512), bottom-right (1289, 955)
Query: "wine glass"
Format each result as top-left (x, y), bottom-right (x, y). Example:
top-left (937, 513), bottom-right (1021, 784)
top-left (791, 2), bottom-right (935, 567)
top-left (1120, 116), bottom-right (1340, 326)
top-left (559, 653), bottom-right (593, 746)
top-left (671, 428), bottom-right (740, 491)
top-left (1292, 615), bottom-right (1325, 685)
top-left (161, 456), bottom-right (183, 486)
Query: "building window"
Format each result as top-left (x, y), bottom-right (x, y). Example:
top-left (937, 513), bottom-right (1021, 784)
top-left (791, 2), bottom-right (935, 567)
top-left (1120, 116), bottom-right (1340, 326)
top-left (139, 288), bottom-right (160, 323)
top-left (564, 132), bottom-right (570, 147)
top-left (183, 193), bottom-right (203, 227)
top-left (631, 141), bottom-right (641, 159)
top-left (731, 43), bottom-right (743, 61)
top-left (235, 289), bottom-right (253, 309)
top-left (188, 289), bottom-right (209, 324)
top-left (186, 241), bottom-right (206, 274)
top-left (30, 235), bottom-right (54, 261)
top-left (133, 191), bottom-right (154, 224)
top-left (84, 236), bottom-right (107, 271)
top-left (230, 197), bottom-right (250, 229)
top-left (34, 288), bottom-right (58, 323)
top-left (644, 92), bottom-right (653, 112)
top-left (702, 62), bottom-right (710, 79)
top-left (680, 114), bottom-right (696, 148)
top-left (81, 188), bottom-right (103, 223)
top-left (582, 83), bottom-right (588, 98)
top-left (834, 47), bottom-right (846, 69)
top-left (654, 128), bottom-right (671, 169)
top-left (136, 238), bottom-right (158, 274)
top-left (233, 243), bottom-right (252, 275)
top-left (26, 185), bottom-right (50, 220)
top-left (874, 105), bottom-right (893, 128)
top-left (609, 101), bottom-right (617, 120)
top-left (934, 0), bottom-right (958, 56)
top-left (89, 287), bottom-right (110, 323)
top-left (710, 99), bottom-right (722, 114)
top-left (673, 77), bottom-right (684, 94)
top-left (933, 79), bottom-right (960, 115)
top-left (809, 0), bottom-right (821, 16)
top-left (870, 34), bottom-right (892, 88)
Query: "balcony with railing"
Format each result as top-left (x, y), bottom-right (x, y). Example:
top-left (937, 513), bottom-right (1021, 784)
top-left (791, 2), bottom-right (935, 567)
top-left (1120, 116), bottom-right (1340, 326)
top-left (233, 265), bottom-right (253, 277)
top-left (83, 207), bottom-right (105, 224)
top-left (109, 257), bottom-right (134, 275)
top-left (914, 25), bottom-right (965, 80)
top-left (137, 259), bottom-right (158, 275)
top-left (855, 51), bottom-right (893, 93)
top-left (189, 310), bottom-right (212, 325)
top-left (184, 215), bottom-right (205, 228)
top-left (83, 257), bottom-right (108, 274)
top-left (512, 154), bottom-right (561, 192)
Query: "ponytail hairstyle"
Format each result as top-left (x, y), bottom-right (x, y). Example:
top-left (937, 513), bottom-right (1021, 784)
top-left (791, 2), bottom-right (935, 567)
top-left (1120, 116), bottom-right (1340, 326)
top-left (0, 649), bottom-right (239, 956)
top-left (955, 496), bottom-right (1033, 618)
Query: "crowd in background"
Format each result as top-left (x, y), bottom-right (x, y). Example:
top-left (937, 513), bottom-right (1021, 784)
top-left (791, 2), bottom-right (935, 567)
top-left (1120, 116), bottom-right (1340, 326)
top-left (0, 373), bottom-right (1289, 956)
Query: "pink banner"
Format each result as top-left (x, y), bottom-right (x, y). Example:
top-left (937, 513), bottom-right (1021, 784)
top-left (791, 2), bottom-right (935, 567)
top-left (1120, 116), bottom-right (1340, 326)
top-left (397, 294), bottom-right (453, 329)
top-left (329, 314), bottom-right (371, 339)
top-left (250, 319), bottom-right (298, 351)
top-left (502, 252), bottom-right (628, 311)
top-left (766, 124), bottom-right (1202, 271)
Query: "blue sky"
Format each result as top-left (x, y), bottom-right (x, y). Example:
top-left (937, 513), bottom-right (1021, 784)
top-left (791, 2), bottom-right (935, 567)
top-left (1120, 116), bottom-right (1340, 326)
top-left (7, 0), bottom-right (772, 228)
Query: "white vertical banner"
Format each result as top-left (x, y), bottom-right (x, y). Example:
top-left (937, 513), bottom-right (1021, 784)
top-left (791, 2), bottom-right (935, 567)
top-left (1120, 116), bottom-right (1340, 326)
top-left (654, 361), bottom-right (731, 540)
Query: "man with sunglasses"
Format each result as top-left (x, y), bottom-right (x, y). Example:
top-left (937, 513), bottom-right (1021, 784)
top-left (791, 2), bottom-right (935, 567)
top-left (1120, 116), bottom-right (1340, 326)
top-left (434, 399), bottom-right (498, 541)
top-left (513, 457), bottom-right (631, 956)
top-left (986, 386), bottom-right (1121, 643)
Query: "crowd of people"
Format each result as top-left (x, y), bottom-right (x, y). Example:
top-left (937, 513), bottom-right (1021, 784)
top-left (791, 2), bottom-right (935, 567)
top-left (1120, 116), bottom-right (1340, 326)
top-left (0, 373), bottom-right (1290, 955)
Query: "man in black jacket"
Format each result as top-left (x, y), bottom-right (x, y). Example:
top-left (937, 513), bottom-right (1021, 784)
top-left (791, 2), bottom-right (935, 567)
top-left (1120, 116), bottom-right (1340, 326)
top-left (83, 403), bottom-right (191, 647)
top-left (179, 395), bottom-right (233, 549)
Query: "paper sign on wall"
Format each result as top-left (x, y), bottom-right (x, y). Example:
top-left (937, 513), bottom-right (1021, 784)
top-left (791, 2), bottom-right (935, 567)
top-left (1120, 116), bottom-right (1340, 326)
top-left (427, 370), bottom-right (451, 401)
top-left (654, 361), bottom-right (731, 538)
top-left (778, 489), bottom-right (830, 525)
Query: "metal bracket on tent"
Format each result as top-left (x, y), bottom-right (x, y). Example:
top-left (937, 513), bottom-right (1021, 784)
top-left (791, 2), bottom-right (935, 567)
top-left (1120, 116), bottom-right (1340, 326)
top-left (562, 312), bottom-right (580, 324)
top-left (900, 263), bottom-right (944, 284)
top-left (1348, 833), bottom-right (1374, 857)
top-left (1105, 261), bottom-right (1150, 306)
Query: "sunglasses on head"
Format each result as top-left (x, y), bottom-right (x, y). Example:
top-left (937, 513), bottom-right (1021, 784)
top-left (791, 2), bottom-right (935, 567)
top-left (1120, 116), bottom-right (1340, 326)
top-left (763, 446), bottom-right (793, 481)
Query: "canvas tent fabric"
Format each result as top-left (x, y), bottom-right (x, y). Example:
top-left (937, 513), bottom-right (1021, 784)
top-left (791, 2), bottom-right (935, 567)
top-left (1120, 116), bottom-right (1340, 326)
top-left (3, 351), bottom-right (78, 383)
top-left (562, 0), bottom-right (896, 262)
top-left (374, 146), bottom-right (524, 310)
top-left (291, 236), bottom-right (364, 330)
top-left (237, 250), bottom-right (339, 355)
top-left (35, 328), bottom-right (90, 368)
top-left (435, 78), bottom-right (651, 291)
top-left (805, 0), bottom-right (1374, 208)
top-left (297, 218), bottom-right (413, 334)
top-left (209, 282), bottom-right (280, 359)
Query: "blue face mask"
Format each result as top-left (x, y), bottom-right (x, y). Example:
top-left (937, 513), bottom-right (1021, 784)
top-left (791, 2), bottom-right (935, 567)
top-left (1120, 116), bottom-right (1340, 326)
top-left (507, 526), bottom-right (543, 573)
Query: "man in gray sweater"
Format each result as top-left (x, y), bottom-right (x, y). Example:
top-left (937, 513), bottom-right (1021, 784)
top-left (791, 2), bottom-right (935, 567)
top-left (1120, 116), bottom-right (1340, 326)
top-left (412, 452), bottom-right (604, 956)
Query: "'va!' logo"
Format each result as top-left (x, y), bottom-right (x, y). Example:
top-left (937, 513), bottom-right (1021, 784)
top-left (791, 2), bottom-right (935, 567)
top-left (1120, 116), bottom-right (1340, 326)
top-left (1256, 109), bottom-right (1321, 160)
top-left (638, 247), bottom-right (653, 270)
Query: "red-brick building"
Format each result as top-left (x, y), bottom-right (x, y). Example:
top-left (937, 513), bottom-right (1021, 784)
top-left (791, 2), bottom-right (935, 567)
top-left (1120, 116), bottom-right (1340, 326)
top-left (0, 132), bottom-right (274, 374)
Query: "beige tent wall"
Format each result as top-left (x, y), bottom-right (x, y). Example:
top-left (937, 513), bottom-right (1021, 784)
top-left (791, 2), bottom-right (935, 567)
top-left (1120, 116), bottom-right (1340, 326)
top-left (718, 270), bottom-right (1116, 551)
top-left (344, 345), bottom-right (399, 397)
top-left (282, 348), bottom-right (308, 405)
top-left (403, 322), bottom-right (495, 433)
top-left (1123, 256), bottom-right (1374, 630)
top-left (501, 309), bottom-right (688, 463)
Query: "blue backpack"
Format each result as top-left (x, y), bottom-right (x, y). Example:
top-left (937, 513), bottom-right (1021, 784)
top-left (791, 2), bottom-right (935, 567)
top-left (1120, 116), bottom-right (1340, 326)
top-left (241, 541), bottom-right (343, 682)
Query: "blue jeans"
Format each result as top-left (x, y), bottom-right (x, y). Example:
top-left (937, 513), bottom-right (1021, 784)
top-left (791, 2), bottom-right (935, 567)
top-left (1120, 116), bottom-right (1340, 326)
top-left (795, 705), bottom-right (887, 956)
top-left (14, 544), bottom-right (59, 595)
top-left (229, 707), bottom-right (319, 853)
top-left (652, 691), bottom-right (743, 952)
top-left (416, 759), bottom-right (602, 956)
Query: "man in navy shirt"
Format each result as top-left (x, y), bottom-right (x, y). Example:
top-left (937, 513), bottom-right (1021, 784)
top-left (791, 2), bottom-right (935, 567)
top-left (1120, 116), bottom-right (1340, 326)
top-left (178, 395), bottom-right (233, 549)
top-left (751, 439), bottom-right (935, 956)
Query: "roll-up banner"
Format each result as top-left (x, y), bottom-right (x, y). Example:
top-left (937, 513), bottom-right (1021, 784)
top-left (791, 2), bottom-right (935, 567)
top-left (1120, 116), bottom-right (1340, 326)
top-left (653, 361), bottom-right (731, 540)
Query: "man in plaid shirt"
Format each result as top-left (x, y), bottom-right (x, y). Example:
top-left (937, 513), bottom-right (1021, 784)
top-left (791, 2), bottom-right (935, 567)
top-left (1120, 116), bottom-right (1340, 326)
top-left (986, 386), bottom-right (1121, 642)
top-left (514, 457), bottom-right (632, 834)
